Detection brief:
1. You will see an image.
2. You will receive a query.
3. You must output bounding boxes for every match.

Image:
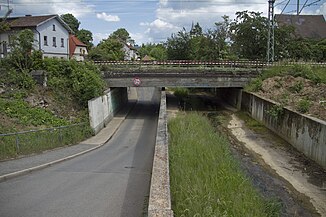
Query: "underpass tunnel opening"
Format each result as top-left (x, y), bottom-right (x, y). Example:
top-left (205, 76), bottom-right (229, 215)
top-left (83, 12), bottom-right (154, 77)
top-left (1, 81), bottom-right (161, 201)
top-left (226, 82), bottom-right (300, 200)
top-left (122, 86), bottom-right (243, 112)
top-left (164, 87), bottom-right (243, 111)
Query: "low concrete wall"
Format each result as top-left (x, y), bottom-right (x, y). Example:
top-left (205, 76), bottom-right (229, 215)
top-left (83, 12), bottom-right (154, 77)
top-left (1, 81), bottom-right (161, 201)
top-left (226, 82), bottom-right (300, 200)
top-left (241, 91), bottom-right (326, 169)
top-left (88, 88), bottom-right (128, 134)
top-left (148, 91), bottom-right (174, 217)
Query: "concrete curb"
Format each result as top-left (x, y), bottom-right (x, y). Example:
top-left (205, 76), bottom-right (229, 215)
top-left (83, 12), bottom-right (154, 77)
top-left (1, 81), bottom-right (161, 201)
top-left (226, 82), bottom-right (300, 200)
top-left (0, 114), bottom-right (126, 183)
top-left (148, 91), bottom-right (174, 217)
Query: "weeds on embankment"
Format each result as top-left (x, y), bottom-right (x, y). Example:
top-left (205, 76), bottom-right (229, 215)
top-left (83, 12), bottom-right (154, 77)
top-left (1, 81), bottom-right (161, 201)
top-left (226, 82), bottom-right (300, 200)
top-left (169, 113), bottom-right (280, 217)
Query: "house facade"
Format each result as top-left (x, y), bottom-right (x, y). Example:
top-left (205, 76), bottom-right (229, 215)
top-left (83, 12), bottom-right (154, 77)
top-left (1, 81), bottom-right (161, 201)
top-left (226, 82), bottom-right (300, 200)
top-left (122, 43), bottom-right (139, 61)
top-left (69, 34), bottom-right (88, 61)
top-left (0, 15), bottom-right (72, 59)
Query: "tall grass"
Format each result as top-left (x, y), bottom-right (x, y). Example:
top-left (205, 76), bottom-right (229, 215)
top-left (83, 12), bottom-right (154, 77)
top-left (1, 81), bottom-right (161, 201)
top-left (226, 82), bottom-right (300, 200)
top-left (0, 124), bottom-right (92, 160)
top-left (169, 113), bottom-right (280, 217)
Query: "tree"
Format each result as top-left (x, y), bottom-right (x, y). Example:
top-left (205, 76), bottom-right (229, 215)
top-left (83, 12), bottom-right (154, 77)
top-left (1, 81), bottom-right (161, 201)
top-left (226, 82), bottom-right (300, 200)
top-left (229, 11), bottom-right (268, 60)
top-left (139, 43), bottom-right (167, 60)
top-left (190, 22), bottom-right (203, 37)
top-left (9, 29), bottom-right (36, 72)
top-left (77, 29), bottom-right (93, 50)
top-left (111, 28), bottom-right (134, 45)
top-left (167, 28), bottom-right (191, 60)
top-left (60, 13), bottom-right (94, 50)
top-left (60, 13), bottom-right (80, 33)
top-left (210, 15), bottom-right (230, 59)
top-left (149, 44), bottom-right (167, 60)
top-left (88, 37), bottom-right (124, 61)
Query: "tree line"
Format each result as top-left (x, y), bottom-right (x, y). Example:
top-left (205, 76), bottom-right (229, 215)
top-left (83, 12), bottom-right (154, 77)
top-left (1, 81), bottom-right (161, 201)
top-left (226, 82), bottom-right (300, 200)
top-left (87, 11), bottom-right (325, 62)
top-left (1, 11), bottom-right (325, 62)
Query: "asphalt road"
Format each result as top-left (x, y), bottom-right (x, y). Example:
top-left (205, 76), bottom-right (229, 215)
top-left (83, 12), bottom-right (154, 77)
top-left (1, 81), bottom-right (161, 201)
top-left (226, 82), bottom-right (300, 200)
top-left (0, 100), bottom-right (159, 217)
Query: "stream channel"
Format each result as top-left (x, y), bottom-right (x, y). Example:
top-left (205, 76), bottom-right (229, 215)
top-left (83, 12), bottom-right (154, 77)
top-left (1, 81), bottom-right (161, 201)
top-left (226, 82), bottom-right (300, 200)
top-left (166, 91), bottom-right (326, 217)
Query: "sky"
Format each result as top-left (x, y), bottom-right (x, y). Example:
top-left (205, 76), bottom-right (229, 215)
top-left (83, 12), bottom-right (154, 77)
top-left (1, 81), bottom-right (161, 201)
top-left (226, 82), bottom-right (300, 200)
top-left (0, 0), bottom-right (325, 45)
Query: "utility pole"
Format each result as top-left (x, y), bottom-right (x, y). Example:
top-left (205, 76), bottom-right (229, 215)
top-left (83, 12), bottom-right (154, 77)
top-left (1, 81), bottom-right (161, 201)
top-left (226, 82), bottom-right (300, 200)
top-left (297, 0), bottom-right (300, 15)
top-left (1, 0), bottom-right (13, 19)
top-left (267, 0), bottom-right (275, 64)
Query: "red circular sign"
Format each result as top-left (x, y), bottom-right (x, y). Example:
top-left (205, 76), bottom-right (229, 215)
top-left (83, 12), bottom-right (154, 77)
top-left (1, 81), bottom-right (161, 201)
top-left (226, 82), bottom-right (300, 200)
top-left (133, 77), bottom-right (141, 86)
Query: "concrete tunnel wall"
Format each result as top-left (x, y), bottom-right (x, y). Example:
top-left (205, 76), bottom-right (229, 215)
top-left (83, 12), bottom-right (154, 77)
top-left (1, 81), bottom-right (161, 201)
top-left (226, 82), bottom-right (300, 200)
top-left (241, 91), bottom-right (326, 169)
top-left (220, 88), bottom-right (326, 169)
top-left (88, 88), bottom-right (128, 135)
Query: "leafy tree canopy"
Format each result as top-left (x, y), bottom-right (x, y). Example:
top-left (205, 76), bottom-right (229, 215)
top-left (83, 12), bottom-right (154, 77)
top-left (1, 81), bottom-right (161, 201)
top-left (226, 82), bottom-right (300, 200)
top-left (111, 28), bottom-right (134, 45)
top-left (60, 13), bottom-right (80, 33)
top-left (77, 29), bottom-right (93, 50)
top-left (60, 13), bottom-right (93, 49)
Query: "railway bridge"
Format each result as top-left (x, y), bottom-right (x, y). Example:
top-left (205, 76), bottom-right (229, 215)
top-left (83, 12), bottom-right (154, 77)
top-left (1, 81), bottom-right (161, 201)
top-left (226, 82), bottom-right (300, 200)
top-left (96, 60), bottom-right (263, 87)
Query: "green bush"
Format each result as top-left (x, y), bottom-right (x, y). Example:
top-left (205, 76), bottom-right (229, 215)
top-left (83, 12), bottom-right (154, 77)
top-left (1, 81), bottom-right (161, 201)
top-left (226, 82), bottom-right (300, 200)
top-left (0, 68), bottom-right (35, 90)
top-left (245, 78), bottom-right (263, 92)
top-left (289, 81), bottom-right (304, 93)
top-left (297, 99), bottom-right (311, 113)
top-left (44, 59), bottom-right (105, 107)
top-left (173, 87), bottom-right (189, 99)
top-left (267, 104), bottom-right (284, 119)
top-left (0, 98), bottom-right (68, 127)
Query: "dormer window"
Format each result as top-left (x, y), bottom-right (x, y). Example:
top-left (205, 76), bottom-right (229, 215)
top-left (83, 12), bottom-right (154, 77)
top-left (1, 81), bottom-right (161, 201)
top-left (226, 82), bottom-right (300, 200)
top-left (53, 24), bottom-right (56, 31)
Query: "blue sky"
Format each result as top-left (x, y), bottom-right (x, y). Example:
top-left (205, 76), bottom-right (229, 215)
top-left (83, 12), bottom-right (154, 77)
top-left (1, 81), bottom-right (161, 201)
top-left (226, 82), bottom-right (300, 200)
top-left (1, 0), bottom-right (325, 45)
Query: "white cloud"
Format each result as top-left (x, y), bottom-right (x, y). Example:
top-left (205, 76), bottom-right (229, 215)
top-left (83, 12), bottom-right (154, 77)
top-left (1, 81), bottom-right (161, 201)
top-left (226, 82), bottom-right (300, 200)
top-left (96, 12), bottom-right (120, 22)
top-left (316, 2), bottom-right (326, 17)
top-left (93, 32), bottom-right (109, 45)
top-left (130, 32), bottom-right (147, 45)
top-left (142, 0), bottom-right (268, 43)
top-left (4, 0), bottom-right (94, 18)
top-left (140, 19), bottom-right (179, 43)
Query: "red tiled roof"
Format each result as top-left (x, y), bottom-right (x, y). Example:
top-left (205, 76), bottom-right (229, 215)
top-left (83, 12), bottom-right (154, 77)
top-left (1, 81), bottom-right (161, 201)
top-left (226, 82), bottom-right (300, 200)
top-left (69, 34), bottom-right (87, 57)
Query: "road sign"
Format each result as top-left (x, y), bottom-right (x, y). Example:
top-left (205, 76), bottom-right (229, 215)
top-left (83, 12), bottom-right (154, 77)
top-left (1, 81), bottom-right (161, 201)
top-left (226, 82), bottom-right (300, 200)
top-left (133, 77), bottom-right (141, 86)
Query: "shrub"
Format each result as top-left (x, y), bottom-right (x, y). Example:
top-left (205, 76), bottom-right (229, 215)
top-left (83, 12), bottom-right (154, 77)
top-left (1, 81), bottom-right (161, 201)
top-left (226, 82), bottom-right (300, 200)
top-left (297, 99), bottom-right (311, 113)
top-left (44, 59), bottom-right (105, 107)
top-left (173, 87), bottom-right (189, 99)
top-left (289, 81), bottom-right (304, 93)
top-left (0, 98), bottom-right (68, 126)
top-left (267, 104), bottom-right (284, 119)
top-left (245, 78), bottom-right (262, 92)
top-left (0, 68), bottom-right (35, 90)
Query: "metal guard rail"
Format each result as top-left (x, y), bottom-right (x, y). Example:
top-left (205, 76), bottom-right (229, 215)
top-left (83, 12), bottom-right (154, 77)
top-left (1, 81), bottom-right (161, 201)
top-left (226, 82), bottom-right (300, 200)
top-left (0, 123), bottom-right (86, 137)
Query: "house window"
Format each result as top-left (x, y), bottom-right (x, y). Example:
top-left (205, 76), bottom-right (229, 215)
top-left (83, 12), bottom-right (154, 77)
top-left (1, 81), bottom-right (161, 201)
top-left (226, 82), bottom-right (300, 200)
top-left (61, 38), bottom-right (64, 47)
top-left (8, 34), bottom-right (15, 46)
top-left (52, 37), bottom-right (56, 47)
top-left (80, 48), bottom-right (82, 55)
top-left (44, 36), bottom-right (48, 46)
top-left (53, 24), bottom-right (56, 31)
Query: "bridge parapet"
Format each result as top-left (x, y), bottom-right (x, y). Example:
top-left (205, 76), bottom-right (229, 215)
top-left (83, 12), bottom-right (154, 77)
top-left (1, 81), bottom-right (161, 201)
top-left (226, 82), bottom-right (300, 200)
top-left (99, 60), bottom-right (325, 87)
top-left (95, 60), bottom-right (326, 69)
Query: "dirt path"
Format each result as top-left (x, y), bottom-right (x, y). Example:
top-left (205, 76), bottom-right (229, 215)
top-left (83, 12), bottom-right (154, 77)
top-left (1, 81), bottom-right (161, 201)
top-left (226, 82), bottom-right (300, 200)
top-left (228, 114), bottom-right (326, 217)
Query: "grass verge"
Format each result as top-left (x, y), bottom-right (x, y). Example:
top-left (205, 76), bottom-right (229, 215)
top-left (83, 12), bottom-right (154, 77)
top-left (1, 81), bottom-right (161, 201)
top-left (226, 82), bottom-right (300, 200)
top-left (0, 124), bottom-right (92, 160)
top-left (169, 113), bottom-right (280, 216)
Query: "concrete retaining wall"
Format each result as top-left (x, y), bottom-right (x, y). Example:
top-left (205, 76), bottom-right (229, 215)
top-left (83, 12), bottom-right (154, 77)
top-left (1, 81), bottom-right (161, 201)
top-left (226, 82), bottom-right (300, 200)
top-left (88, 88), bottom-right (128, 135)
top-left (241, 91), bottom-right (326, 169)
top-left (148, 91), bottom-right (174, 217)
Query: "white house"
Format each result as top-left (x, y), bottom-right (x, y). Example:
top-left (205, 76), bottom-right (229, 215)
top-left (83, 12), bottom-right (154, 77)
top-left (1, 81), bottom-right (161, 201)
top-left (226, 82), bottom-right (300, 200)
top-left (69, 34), bottom-right (88, 61)
top-left (0, 14), bottom-right (72, 59)
top-left (122, 43), bottom-right (139, 61)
